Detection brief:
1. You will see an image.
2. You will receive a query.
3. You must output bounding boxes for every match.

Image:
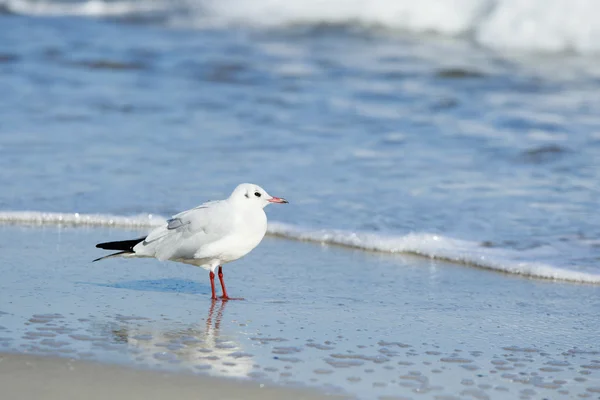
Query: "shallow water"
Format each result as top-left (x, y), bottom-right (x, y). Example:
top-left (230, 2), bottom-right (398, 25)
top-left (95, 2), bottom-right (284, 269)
top-left (2, 3), bottom-right (600, 281)
top-left (1, 226), bottom-right (599, 399)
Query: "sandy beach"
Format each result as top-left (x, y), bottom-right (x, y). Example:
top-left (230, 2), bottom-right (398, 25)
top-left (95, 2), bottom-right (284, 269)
top-left (0, 352), bottom-right (338, 400)
top-left (1, 225), bottom-right (599, 399)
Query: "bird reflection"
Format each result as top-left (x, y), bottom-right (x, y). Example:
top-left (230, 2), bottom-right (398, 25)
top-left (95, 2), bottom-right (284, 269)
top-left (206, 298), bottom-right (226, 333)
top-left (110, 300), bottom-right (253, 377)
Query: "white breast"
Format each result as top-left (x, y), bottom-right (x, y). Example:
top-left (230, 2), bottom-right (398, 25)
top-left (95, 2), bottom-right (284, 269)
top-left (193, 206), bottom-right (267, 265)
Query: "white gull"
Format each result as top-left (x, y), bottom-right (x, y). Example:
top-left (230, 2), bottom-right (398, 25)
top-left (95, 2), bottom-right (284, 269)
top-left (94, 183), bottom-right (288, 300)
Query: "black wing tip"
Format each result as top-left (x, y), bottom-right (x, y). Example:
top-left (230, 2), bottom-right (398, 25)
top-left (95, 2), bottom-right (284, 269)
top-left (95, 237), bottom-right (146, 262)
top-left (95, 241), bottom-right (115, 250)
top-left (95, 237), bottom-right (146, 251)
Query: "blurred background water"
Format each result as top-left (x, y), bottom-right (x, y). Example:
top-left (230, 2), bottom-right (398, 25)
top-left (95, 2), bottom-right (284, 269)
top-left (1, 0), bottom-right (600, 281)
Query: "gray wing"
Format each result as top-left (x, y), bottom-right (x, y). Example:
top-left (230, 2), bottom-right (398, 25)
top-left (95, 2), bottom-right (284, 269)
top-left (166, 217), bottom-right (190, 230)
top-left (133, 200), bottom-right (233, 261)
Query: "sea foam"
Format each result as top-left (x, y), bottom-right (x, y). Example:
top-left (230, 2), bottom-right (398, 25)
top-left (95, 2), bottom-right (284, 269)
top-left (0, 0), bottom-right (169, 17)
top-left (3, 0), bottom-right (600, 54)
top-left (1, 211), bottom-right (599, 284)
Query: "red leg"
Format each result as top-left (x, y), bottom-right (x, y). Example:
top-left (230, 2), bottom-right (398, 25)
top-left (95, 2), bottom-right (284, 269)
top-left (209, 271), bottom-right (217, 300)
top-left (218, 266), bottom-right (229, 300)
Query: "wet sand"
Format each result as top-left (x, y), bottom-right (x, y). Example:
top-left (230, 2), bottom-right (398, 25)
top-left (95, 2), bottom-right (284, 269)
top-left (1, 225), bottom-right (600, 399)
top-left (0, 352), bottom-right (337, 400)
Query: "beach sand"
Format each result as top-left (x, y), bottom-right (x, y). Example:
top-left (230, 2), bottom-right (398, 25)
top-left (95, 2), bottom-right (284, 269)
top-left (0, 352), bottom-right (337, 400)
top-left (1, 225), bottom-right (599, 399)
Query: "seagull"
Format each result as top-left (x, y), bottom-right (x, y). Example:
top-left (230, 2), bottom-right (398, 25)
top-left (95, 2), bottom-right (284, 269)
top-left (94, 183), bottom-right (288, 300)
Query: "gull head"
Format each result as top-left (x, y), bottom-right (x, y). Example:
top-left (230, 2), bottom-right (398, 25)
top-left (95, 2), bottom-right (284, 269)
top-left (230, 183), bottom-right (288, 208)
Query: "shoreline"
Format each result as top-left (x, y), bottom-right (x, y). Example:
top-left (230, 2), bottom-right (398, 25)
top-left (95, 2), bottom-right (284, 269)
top-left (1, 211), bottom-right (599, 285)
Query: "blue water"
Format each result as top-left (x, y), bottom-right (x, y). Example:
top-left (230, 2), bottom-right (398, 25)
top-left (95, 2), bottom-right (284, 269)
top-left (2, 4), bottom-right (600, 282)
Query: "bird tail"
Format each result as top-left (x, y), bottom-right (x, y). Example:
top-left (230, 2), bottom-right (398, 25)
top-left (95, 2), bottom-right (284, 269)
top-left (94, 237), bottom-right (146, 262)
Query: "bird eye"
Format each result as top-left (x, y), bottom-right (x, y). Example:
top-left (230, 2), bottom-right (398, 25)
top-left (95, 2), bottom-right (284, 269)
top-left (254, 192), bottom-right (261, 198)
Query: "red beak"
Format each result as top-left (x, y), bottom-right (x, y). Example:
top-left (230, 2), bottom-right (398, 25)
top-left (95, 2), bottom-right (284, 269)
top-left (268, 196), bottom-right (289, 204)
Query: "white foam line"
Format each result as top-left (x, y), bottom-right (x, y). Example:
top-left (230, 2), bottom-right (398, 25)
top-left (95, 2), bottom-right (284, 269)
top-left (2, 0), bottom-right (169, 17)
top-left (1, 211), bottom-right (599, 284)
top-left (0, 211), bottom-right (165, 228)
top-left (268, 222), bottom-right (600, 284)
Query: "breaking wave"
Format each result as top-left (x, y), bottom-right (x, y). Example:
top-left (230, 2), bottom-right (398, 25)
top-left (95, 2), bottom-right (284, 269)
top-left (2, 0), bottom-right (600, 54)
top-left (1, 211), bottom-right (599, 284)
